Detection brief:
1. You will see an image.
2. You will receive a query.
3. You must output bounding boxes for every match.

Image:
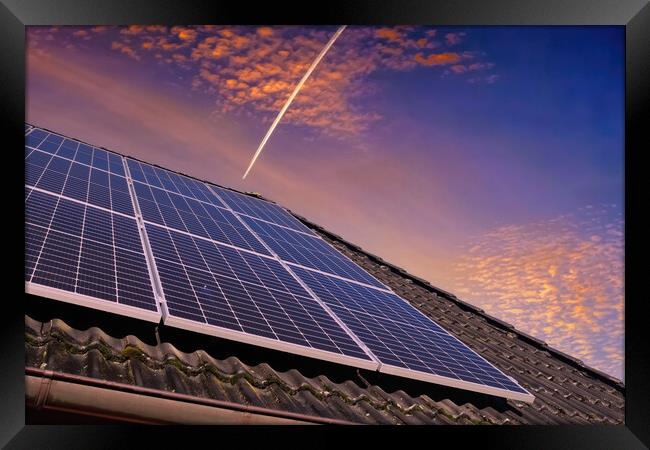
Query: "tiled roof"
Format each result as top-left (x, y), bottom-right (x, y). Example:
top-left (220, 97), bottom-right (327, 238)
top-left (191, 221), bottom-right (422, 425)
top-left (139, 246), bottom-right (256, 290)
top-left (24, 213), bottom-right (625, 425)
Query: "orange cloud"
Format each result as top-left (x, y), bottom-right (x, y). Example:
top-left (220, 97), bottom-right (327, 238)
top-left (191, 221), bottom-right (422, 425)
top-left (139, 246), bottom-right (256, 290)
top-left (375, 27), bottom-right (402, 41)
top-left (414, 52), bottom-right (462, 66)
top-left (256, 27), bottom-right (274, 37)
top-left (447, 206), bottom-right (624, 379)
top-left (172, 26), bottom-right (198, 42)
top-left (110, 41), bottom-right (140, 61)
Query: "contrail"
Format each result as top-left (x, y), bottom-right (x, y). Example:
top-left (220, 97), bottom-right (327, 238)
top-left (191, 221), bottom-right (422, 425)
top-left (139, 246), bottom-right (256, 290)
top-left (242, 25), bottom-right (347, 180)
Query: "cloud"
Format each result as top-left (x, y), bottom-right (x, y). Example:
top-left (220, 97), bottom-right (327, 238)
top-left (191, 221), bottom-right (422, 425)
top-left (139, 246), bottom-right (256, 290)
top-left (172, 26), bottom-right (198, 42)
top-left (110, 41), bottom-right (140, 61)
top-left (375, 27), bottom-right (402, 41)
top-left (256, 27), bottom-right (274, 38)
top-left (447, 205), bottom-right (624, 379)
top-left (450, 64), bottom-right (467, 74)
top-left (445, 32), bottom-right (466, 46)
top-left (414, 51), bottom-right (463, 66)
top-left (28, 26), bottom-right (498, 138)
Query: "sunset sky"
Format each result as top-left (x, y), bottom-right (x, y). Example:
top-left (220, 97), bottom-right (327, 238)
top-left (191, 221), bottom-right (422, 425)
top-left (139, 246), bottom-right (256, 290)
top-left (25, 25), bottom-right (624, 379)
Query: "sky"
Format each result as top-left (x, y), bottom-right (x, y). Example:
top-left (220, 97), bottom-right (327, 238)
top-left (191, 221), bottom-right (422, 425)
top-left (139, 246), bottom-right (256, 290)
top-left (25, 25), bottom-right (625, 380)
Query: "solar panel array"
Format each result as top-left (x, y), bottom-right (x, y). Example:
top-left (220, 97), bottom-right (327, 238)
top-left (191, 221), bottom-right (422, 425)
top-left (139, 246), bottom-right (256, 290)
top-left (24, 125), bottom-right (534, 403)
top-left (25, 127), bottom-right (159, 321)
top-left (125, 157), bottom-right (374, 368)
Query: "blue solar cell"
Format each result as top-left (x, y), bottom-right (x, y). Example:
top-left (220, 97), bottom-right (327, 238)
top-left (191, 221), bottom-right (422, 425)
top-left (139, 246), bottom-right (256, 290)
top-left (25, 223), bottom-right (47, 281)
top-left (88, 181), bottom-right (111, 210)
top-left (291, 267), bottom-right (529, 394)
top-left (210, 184), bottom-right (314, 234)
top-left (26, 129), bottom-right (48, 148)
top-left (146, 223), bottom-right (371, 360)
top-left (112, 214), bottom-right (144, 251)
top-left (242, 216), bottom-right (385, 289)
top-left (50, 199), bottom-right (85, 236)
top-left (126, 159), bottom-right (147, 183)
top-left (77, 240), bottom-right (117, 301)
top-left (92, 151), bottom-right (109, 171)
top-left (115, 248), bottom-right (158, 311)
top-left (25, 163), bottom-right (45, 187)
top-left (26, 149), bottom-right (53, 168)
top-left (56, 139), bottom-right (78, 160)
top-left (36, 169), bottom-right (67, 194)
top-left (68, 161), bottom-right (90, 180)
top-left (35, 136), bottom-right (62, 154)
top-left (90, 167), bottom-right (109, 186)
top-left (108, 153), bottom-right (126, 176)
top-left (31, 230), bottom-right (81, 291)
top-left (26, 189), bottom-right (58, 228)
top-left (74, 144), bottom-right (93, 165)
top-left (110, 189), bottom-right (134, 216)
top-left (61, 176), bottom-right (89, 203)
top-left (83, 207), bottom-right (113, 246)
top-left (47, 156), bottom-right (72, 175)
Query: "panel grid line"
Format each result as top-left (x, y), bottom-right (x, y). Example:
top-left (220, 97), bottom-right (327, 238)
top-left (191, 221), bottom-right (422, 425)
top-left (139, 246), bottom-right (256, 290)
top-left (122, 155), bottom-right (168, 306)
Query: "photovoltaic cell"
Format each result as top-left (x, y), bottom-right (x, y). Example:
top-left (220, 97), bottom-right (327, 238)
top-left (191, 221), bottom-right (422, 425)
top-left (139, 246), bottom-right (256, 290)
top-left (127, 160), bottom-right (269, 255)
top-left (146, 223), bottom-right (371, 361)
top-left (241, 216), bottom-right (385, 289)
top-left (25, 189), bottom-right (158, 312)
top-left (209, 184), bottom-right (315, 234)
top-left (291, 266), bottom-right (529, 395)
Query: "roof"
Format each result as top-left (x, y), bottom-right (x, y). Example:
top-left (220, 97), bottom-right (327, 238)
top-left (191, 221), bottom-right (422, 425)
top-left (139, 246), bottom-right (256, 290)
top-left (24, 123), bottom-right (625, 424)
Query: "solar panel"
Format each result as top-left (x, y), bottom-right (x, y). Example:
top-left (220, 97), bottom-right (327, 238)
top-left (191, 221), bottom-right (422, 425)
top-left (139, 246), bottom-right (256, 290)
top-left (290, 267), bottom-right (532, 401)
top-left (241, 215), bottom-right (386, 289)
top-left (122, 157), bottom-right (375, 368)
top-left (25, 129), bottom-right (160, 322)
top-left (145, 223), bottom-right (375, 368)
top-left (126, 159), bottom-right (269, 255)
top-left (209, 184), bottom-right (315, 234)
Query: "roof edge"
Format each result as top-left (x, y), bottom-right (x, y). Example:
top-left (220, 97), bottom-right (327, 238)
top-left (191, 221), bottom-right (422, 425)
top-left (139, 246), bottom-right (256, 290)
top-left (26, 367), bottom-right (355, 425)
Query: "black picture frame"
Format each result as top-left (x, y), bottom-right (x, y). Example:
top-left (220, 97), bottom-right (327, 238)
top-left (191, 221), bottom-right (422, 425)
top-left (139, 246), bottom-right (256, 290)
top-left (1, 0), bottom-right (648, 447)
